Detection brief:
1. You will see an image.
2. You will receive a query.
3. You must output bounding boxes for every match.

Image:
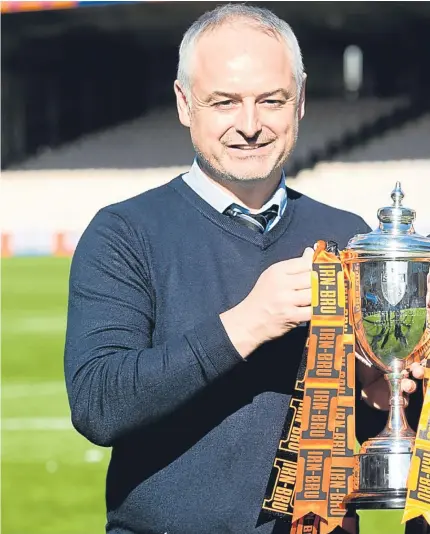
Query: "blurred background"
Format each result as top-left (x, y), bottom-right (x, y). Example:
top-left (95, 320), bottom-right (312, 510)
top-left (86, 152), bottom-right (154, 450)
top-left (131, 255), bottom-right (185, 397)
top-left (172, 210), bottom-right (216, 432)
top-left (1, 1), bottom-right (430, 533)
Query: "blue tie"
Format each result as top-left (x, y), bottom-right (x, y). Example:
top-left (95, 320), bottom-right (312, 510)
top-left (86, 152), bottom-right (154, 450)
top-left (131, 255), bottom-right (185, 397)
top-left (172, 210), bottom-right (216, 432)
top-left (224, 204), bottom-right (278, 233)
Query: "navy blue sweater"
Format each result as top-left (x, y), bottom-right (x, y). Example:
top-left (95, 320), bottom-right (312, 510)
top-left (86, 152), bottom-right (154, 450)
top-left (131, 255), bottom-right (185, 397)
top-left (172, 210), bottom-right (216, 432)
top-left (65, 177), bottom-right (371, 534)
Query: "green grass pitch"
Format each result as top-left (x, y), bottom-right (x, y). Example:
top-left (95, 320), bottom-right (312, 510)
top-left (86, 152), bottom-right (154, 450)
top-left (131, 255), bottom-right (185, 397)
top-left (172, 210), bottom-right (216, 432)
top-left (1, 257), bottom-right (410, 533)
top-left (2, 257), bottom-right (108, 534)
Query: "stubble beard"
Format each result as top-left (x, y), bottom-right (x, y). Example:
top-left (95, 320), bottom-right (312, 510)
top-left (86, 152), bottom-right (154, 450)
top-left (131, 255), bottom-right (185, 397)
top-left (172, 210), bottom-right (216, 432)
top-left (194, 148), bottom-right (277, 186)
top-left (192, 118), bottom-right (299, 187)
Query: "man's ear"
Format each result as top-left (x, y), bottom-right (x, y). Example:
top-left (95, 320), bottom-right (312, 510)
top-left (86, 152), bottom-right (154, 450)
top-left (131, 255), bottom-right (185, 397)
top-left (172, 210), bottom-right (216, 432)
top-left (298, 74), bottom-right (307, 121)
top-left (174, 81), bottom-right (191, 128)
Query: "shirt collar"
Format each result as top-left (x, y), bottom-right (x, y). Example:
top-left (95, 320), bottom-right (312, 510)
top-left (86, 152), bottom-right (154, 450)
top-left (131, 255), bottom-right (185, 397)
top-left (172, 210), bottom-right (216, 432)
top-left (182, 159), bottom-right (287, 217)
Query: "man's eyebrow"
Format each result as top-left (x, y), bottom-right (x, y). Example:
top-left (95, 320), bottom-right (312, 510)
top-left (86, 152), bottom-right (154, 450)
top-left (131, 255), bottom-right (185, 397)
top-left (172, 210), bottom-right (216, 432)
top-left (205, 91), bottom-right (242, 102)
top-left (205, 89), bottom-right (293, 102)
top-left (259, 89), bottom-right (293, 100)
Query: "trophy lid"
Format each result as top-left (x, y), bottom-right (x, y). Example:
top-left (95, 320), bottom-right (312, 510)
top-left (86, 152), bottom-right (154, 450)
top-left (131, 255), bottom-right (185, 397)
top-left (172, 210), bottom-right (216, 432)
top-left (345, 182), bottom-right (430, 259)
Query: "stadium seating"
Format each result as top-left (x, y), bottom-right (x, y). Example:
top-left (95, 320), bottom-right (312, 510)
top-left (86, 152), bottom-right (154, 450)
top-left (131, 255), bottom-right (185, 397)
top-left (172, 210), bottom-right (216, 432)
top-left (9, 107), bottom-right (195, 170)
top-left (334, 112), bottom-right (430, 162)
top-left (10, 98), bottom-right (407, 171)
top-left (3, 98), bottom-right (429, 257)
top-left (289, 97), bottom-right (408, 167)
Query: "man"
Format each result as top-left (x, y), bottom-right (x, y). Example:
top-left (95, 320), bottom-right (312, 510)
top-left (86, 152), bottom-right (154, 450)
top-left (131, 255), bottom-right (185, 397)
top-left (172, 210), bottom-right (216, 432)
top-left (64, 4), bottom-right (424, 533)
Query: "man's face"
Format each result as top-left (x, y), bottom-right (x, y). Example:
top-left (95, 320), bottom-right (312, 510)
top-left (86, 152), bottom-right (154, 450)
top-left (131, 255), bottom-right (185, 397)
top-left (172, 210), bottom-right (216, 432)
top-left (175, 22), bottom-right (305, 184)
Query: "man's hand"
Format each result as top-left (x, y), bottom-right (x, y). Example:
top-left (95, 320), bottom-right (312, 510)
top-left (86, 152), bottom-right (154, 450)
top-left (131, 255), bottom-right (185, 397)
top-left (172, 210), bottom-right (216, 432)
top-left (359, 358), bottom-right (426, 411)
top-left (220, 247), bottom-right (314, 359)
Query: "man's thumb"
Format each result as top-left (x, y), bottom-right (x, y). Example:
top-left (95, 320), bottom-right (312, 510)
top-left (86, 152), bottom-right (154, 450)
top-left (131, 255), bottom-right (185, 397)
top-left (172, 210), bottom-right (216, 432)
top-left (302, 247), bottom-right (314, 260)
top-left (302, 247), bottom-right (314, 267)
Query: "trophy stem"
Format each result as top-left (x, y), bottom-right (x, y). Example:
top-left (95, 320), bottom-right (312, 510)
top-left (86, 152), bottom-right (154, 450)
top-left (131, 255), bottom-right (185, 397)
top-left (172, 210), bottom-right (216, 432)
top-left (344, 360), bottom-right (416, 510)
top-left (380, 361), bottom-right (415, 439)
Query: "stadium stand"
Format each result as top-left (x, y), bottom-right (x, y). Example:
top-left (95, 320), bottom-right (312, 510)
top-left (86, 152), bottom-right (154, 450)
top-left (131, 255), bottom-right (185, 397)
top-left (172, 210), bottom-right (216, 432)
top-left (3, 101), bottom-right (429, 258)
top-left (9, 98), bottom-right (409, 171)
top-left (334, 112), bottom-right (430, 162)
top-left (2, 3), bottom-right (430, 258)
top-left (290, 97), bottom-right (409, 166)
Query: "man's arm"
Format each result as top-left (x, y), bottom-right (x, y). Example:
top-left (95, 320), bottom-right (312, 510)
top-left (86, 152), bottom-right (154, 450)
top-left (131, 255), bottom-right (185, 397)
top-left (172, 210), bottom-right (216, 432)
top-left (64, 209), bottom-right (244, 447)
top-left (65, 209), bottom-right (315, 447)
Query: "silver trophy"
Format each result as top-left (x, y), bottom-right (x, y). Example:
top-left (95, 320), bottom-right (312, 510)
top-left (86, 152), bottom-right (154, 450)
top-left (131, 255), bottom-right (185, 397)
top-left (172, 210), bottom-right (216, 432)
top-left (343, 182), bottom-right (430, 509)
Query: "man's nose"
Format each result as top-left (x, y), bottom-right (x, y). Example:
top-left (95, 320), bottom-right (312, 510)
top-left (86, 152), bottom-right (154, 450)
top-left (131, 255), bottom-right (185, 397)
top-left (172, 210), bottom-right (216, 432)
top-left (235, 102), bottom-right (262, 139)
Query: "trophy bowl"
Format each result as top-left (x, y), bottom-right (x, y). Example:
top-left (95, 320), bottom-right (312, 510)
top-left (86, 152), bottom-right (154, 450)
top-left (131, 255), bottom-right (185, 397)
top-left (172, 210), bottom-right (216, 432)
top-left (342, 183), bottom-right (430, 510)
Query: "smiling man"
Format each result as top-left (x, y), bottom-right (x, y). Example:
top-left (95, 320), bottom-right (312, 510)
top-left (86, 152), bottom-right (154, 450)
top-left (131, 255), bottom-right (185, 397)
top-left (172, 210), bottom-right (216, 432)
top-left (175, 11), bottom-right (304, 212)
top-left (64, 4), bottom-right (424, 534)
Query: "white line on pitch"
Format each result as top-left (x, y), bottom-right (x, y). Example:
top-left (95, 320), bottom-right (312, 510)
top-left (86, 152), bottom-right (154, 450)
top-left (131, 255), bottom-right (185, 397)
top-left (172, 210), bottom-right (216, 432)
top-left (2, 417), bottom-right (72, 431)
top-left (2, 381), bottom-right (66, 399)
top-left (3, 315), bottom-right (67, 334)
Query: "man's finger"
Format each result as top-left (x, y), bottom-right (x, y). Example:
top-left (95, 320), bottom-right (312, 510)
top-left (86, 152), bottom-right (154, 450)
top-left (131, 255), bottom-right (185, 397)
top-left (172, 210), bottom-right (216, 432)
top-left (294, 306), bottom-right (312, 322)
top-left (291, 272), bottom-right (312, 290)
top-left (280, 248), bottom-right (314, 275)
top-left (401, 378), bottom-right (417, 394)
top-left (283, 257), bottom-right (313, 275)
top-left (410, 361), bottom-right (425, 380)
top-left (292, 288), bottom-right (312, 307)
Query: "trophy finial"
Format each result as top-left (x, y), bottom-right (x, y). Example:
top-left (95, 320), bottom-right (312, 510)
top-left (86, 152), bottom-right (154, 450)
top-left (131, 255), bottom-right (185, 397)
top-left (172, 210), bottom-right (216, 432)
top-left (346, 183), bottom-right (430, 255)
top-left (391, 182), bottom-right (404, 207)
top-left (376, 182), bottom-right (415, 229)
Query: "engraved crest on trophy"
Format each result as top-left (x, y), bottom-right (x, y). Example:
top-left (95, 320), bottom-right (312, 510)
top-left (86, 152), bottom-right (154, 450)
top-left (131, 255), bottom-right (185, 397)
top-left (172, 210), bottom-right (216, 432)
top-left (381, 261), bottom-right (408, 306)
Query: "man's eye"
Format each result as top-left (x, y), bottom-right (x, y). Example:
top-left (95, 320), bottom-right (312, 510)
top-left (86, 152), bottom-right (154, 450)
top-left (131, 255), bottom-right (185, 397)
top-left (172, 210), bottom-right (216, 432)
top-left (262, 99), bottom-right (284, 106)
top-left (214, 100), bottom-right (235, 108)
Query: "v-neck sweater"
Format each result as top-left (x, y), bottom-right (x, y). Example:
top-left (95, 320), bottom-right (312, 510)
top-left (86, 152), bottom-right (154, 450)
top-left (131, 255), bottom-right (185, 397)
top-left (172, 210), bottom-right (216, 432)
top-left (65, 175), bottom-right (370, 534)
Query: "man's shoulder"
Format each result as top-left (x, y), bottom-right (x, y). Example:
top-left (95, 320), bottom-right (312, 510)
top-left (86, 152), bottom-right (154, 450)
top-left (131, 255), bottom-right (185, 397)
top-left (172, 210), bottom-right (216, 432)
top-left (288, 187), bottom-right (371, 249)
top-left (290, 187), bottom-right (370, 228)
top-left (101, 175), bottom-right (185, 222)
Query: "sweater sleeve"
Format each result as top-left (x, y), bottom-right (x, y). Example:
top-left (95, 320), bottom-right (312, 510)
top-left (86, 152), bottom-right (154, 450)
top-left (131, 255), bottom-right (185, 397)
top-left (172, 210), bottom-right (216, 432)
top-left (64, 208), bottom-right (244, 447)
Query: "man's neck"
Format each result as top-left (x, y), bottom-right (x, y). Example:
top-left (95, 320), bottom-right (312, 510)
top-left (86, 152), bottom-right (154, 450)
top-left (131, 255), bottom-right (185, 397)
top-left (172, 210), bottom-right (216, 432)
top-left (198, 164), bottom-right (283, 212)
